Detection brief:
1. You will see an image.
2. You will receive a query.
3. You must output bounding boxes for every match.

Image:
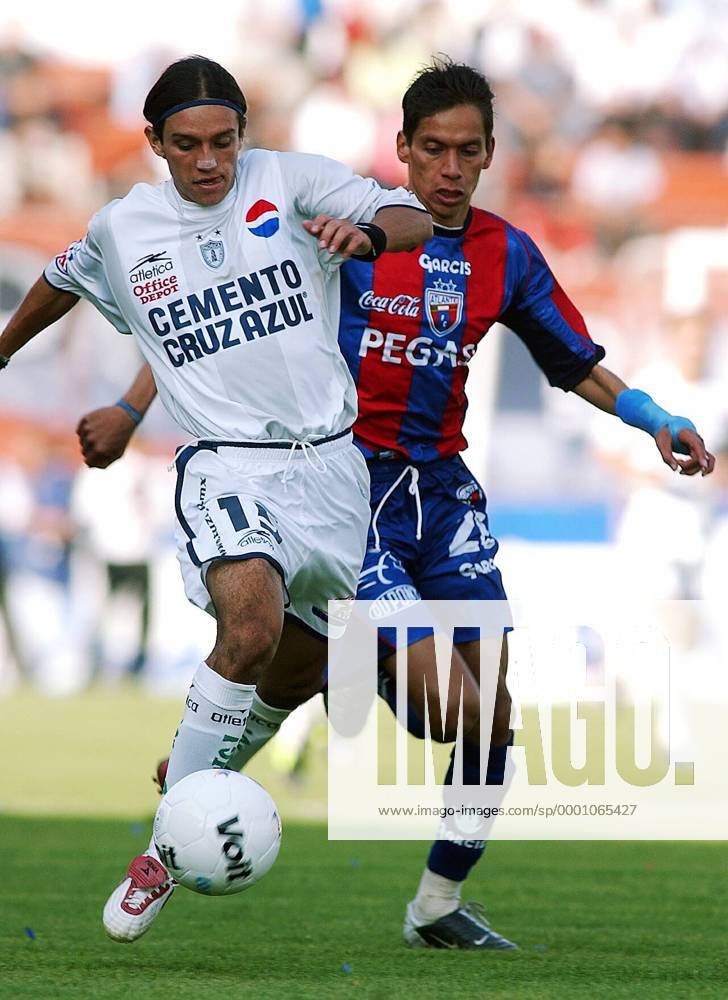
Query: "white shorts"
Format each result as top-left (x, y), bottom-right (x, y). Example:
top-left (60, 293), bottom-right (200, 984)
top-left (173, 430), bottom-right (370, 639)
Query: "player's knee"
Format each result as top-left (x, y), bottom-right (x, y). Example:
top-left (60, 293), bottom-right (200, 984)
top-left (213, 621), bottom-right (280, 683)
top-left (260, 662), bottom-right (324, 710)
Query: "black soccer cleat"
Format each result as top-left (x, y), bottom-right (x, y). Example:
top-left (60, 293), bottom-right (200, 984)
top-left (403, 900), bottom-right (518, 950)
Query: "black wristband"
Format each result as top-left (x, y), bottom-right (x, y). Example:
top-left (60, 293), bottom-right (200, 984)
top-left (355, 223), bottom-right (387, 261)
top-left (0, 353), bottom-right (10, 370)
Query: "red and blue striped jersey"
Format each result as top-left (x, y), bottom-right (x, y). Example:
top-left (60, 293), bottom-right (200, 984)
top-left (338, 207), bottom-right (605, 462)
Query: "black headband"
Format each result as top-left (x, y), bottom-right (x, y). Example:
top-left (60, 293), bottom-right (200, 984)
top-left (152, 98), bottom-right (245, 132)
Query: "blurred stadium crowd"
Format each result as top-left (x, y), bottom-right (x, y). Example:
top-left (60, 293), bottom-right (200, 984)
top-left (0, 0), bottom-right (727, 696)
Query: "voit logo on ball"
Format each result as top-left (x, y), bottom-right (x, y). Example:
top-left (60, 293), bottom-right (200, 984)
top-left (246, 200), bottom-right (280, 238)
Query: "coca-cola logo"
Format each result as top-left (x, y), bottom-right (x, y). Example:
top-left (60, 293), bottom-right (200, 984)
top-left (358, 290), bottom-right (421, 318)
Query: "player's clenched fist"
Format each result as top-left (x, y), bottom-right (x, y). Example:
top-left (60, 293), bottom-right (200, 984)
top-left (76, 405), bottom-right (137, 468)
top-left (302, 215), bottom-right (374, 259)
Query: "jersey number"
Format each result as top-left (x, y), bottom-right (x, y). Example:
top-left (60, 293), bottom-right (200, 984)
top-left (217, 496), bottom-right (283, 543)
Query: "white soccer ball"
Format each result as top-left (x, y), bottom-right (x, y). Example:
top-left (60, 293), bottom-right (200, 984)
top-left (153, 769), bottom-right (281, 896)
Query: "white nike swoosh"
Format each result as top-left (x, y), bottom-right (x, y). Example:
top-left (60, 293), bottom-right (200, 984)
top-left (427, 934), bottom-right (457, 949)
top-left (473, 933), bottom-right (492, 945)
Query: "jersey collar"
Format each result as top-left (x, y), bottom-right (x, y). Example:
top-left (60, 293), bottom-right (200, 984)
top-left (165, 163), bottom-right (240, 221)
top-left (432, 208), bottom-right (472, 239)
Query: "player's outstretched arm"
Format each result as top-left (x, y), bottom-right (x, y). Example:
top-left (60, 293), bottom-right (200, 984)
top-left (573, 363), bottom-right (715, 477)
top-left (0, 276), bottom-right (79, 362)
top-left (77, 362), bottom-right (157, 469)
top-left (370, 205), bottom-right (433, 251)
top-left (302, 205), bottom-right (432, 260)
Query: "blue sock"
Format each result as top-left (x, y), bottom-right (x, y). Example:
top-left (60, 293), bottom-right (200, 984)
top-left (426, 733), bottom-right (513, 882)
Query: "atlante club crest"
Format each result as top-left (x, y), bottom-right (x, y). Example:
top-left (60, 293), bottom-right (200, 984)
top-left (425, 278), bottom-right (464, 336)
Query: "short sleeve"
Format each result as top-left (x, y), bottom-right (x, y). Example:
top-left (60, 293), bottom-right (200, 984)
top-left (44, 210), bottom-right (131, 335)
top-left (277, 151), bottom-right (426, 226)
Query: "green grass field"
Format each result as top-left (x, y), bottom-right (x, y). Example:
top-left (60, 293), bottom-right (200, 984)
top-left (1, 689), bottom-right (726, 999)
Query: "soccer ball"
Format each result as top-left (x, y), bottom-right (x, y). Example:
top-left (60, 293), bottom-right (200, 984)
top-left (153, 769), bottom-right (281, 896)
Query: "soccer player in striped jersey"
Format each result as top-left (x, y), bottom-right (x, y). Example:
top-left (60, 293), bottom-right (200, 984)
top-left (75, 59), bottom-right (714, 950)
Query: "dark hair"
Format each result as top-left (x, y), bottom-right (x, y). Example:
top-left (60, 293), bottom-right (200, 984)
top-left (143, 56), bottom-right (247, 137)
top-left (402, 57), bottom-right (494, 143)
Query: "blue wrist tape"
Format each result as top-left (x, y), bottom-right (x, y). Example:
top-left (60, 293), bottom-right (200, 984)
top-left (615, 389), bottom-right (696, 454)
top-left (115, 398), bottom-right (143, 425)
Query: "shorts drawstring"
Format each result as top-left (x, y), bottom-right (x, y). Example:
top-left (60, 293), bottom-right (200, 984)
top-left (280, 439), bottom-right (329, 488)
top-left (371, 465), bottom-right (422, 552)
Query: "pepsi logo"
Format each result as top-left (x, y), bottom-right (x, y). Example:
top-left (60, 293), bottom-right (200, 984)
top-left (246, 200), bottom-right (280, 238)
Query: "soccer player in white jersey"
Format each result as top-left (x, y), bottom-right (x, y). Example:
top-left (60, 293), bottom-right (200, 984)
top-left (72, 58), bottom-right (716, 954)
top-left (0, 55), bottom-right (432, 942)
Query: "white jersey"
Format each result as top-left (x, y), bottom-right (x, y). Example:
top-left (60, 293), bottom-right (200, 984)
top-left (45, 150), bottom-right (424, 442)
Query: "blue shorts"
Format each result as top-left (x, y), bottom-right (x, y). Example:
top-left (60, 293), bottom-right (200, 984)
top-left (356, 454), bottom-right (509, 659)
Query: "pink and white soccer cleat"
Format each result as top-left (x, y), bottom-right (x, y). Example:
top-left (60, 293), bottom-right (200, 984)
top-left (103, 854), bottom-right (176, 942)
top-left (154, 757), bottom-right (169, 795)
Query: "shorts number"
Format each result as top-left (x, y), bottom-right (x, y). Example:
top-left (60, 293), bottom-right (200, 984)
top-left (217, 496), bottom-right (283, 543)
top-left (448, 509), bottom-right (495, 558)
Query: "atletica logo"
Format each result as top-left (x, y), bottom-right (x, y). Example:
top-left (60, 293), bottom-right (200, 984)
top-left (211, 712), bottom-right (243, 725)
top-left (129, 251), bottom-right (174, 283)
top-left (244, 711), bottom-right (282, 733)
top-left (237, 530), bottom-right (274, 550)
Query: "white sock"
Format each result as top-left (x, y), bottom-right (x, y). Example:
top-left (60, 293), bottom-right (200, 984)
top-left (165, 662), bottom-right (256, 789)
top-left (226, 694), bottom-right (291, 771)
top-left (412, 868), bottom-right (463, 925)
